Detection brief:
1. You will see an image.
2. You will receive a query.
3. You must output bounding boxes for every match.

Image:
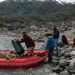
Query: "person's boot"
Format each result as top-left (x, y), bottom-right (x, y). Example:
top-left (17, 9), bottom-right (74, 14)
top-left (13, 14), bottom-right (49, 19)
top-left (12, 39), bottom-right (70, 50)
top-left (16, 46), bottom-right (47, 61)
top-left (56, 52), bottom-right (58, 56)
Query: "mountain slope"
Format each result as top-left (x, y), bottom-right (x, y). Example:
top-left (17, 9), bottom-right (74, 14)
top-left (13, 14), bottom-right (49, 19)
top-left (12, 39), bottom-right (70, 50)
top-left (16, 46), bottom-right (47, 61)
top-left (0, 1), bottom-right (75, 23)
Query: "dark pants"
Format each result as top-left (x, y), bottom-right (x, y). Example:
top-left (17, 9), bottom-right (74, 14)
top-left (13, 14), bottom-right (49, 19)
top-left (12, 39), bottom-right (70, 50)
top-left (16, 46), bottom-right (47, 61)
top-left (48, 47), bottom-right (54, 62)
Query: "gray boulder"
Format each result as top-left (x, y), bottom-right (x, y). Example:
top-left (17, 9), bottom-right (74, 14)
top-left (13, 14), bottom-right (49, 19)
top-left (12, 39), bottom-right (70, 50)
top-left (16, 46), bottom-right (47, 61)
top-left (64, 53), bottom-right (71, 58)
top-left (53, 67), bottom-right (64, 73)
top-left (69, 58), bottom-right (75, 69)
top-left (59, 59), bottom-right (70, 68)
top-left (59, 69), bottom-right (70, 75)
top-left (59, 51), bottom-right (65, 57)
top-left (70, 51), bottom-right (75, 58)
top-left (52, 60), bottom-right (59, 65)
top-left (49, 73), bottom-right (58, 75)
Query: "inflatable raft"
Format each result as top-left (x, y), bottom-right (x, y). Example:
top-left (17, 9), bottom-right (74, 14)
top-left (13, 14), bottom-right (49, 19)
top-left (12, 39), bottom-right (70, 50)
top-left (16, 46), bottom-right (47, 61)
top-left (0, 49), bottom-right (48, 67)
top-left (66, 28), bottom-right (71, 30)
top-left (67, 38), bottom-right (73, 44)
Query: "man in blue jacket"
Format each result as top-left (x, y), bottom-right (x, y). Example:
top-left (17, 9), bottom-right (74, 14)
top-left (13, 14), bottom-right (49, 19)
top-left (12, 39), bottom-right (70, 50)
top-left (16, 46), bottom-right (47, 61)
top-left (52, 26), bottom-right (59, 55)
top-left (45, 33), bottom-right (55, 63)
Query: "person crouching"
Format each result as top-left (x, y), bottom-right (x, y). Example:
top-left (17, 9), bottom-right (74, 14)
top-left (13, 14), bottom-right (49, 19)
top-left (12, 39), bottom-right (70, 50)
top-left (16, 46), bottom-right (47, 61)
top-left (14, 32), bottom-right (35, 56)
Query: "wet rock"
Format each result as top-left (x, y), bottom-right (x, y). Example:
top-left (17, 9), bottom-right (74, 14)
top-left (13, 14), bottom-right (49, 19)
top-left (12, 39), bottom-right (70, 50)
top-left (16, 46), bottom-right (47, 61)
top-left (70, 51), bottom-right (75, 56)
top-left (52, 56), bottom-right (60, 60)
top-left (64, 53), bottom-right (71, 58)
top-left (72, 74), bottom-right (75, 75)
top-left (53, 67), bottom-right (64, 73)
top-left (28, 68), bottom-right (33, 71)
top-left (37, 39), bottom-right (44, 42)
top-left (68, 69), bottom-right (75, 74)
top-left (60, 48), bottom-right (64, 50)
top-left (64, 45), bottom-right (69, 48)
top-left (53, 69), bottom-right (61, 73)
top-left (59, 59), bottom-right (70, 68)
top-left (59, 69), bottom-right (70, 75)
top-left (52, 60), bottom-right (59, 65)
top-left (49, 73), bottom-right (58, 75)
top-left (70, 51), bottom-right (75, 58)
top-left (59, 51), bottom-right (65, 57)
top-left (69, 58), bottom-right (75, 69)
top-left (68, 46), bottom-right (73, 51)
top-left (58, 42), bottom-right (64, 47)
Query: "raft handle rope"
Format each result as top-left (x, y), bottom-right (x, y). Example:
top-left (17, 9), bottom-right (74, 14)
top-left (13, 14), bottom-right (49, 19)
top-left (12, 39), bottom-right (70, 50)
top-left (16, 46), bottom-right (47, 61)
top-left (7, 53), bottom-right (16, 60)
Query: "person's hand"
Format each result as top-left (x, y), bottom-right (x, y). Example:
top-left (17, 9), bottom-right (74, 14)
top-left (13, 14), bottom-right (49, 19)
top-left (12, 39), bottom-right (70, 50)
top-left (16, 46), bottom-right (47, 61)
top-left (13, 40), bottom-right (17, 42)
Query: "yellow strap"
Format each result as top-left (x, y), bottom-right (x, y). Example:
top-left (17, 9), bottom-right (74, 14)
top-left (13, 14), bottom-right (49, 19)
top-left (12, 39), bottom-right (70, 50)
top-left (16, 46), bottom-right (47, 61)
top-left (7, 53), bottom-right (16, 60)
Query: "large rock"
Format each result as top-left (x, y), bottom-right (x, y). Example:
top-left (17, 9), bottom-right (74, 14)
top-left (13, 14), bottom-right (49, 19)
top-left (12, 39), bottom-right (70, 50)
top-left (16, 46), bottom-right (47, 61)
top-left (70, 51), bottom-right (75, 55)
top-left (59, 51), bottom-right (65, 57)
top-left (53, 67), bottom-right (64, 73)
top-left (59, 59), bottom-right (70, 68)
top-left (59, 69), bottom-right (70, 75)
top-left (64, 53), bottom-right (70, 58)
top-left (70, 51), bottom-right (75, 56)
top-left (70, 51), bottom-right (75, 58)
top-left (49, 73), bottom-right (58, 75)
top-left (58, 42), bottom-right (64, 47)
top-left (52, 60), bottom-right (59, 65)
top-left (68, 69), bottom-right (75, 74)
top-left (67, 58), bottom-right (75, 74)
top-left (69, 58), bottom-right (75, 69)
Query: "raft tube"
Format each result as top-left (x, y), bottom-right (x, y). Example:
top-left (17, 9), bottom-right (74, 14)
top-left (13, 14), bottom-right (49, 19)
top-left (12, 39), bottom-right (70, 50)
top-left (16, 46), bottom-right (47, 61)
top-left (67, 38), bottom-right (72, 44)
top-left (0, 49), bottom-right (48, 67)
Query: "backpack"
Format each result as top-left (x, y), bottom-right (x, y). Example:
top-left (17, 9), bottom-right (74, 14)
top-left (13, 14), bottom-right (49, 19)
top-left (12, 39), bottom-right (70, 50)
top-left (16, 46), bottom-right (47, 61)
top-left (73, 38), bottom-right (75, 46)
top-left (62, 35), bottom-right (68, 45)
top-left (11, 40), bottom-right (24, 56)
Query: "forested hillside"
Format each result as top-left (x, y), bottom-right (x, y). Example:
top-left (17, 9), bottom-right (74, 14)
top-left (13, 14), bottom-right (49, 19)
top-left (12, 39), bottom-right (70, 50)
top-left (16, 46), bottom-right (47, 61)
top-left (0, 1), bottom-right (75, 23)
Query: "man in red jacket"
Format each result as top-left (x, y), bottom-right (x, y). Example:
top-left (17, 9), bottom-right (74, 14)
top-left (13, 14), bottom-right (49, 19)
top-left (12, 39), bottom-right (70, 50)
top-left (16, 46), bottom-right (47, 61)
top-left (14, 32), bottom-right (35, 56)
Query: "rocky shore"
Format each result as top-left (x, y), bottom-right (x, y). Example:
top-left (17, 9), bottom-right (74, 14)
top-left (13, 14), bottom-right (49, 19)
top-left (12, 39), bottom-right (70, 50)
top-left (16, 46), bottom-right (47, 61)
top-left (0, 26), bottom-right (75, 75)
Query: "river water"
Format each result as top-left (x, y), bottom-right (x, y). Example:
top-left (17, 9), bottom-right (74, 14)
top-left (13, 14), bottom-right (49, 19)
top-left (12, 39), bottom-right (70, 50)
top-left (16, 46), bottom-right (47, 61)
top-left (0, 35), bottom-right (44, 50)
top-left (0, 35), bottom-right (57, 75)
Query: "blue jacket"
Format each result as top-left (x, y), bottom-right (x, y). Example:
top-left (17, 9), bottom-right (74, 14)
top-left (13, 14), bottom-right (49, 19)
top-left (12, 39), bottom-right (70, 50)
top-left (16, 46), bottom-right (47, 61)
top-left (45, 36), bottom-right (55, 50)
top-left (53, 28), bottom-right (59, 39)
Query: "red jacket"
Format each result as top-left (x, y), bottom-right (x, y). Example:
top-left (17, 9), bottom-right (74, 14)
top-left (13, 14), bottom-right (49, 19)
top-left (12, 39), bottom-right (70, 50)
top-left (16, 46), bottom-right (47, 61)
top-left (17, 35), bottom-right (35, 48)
